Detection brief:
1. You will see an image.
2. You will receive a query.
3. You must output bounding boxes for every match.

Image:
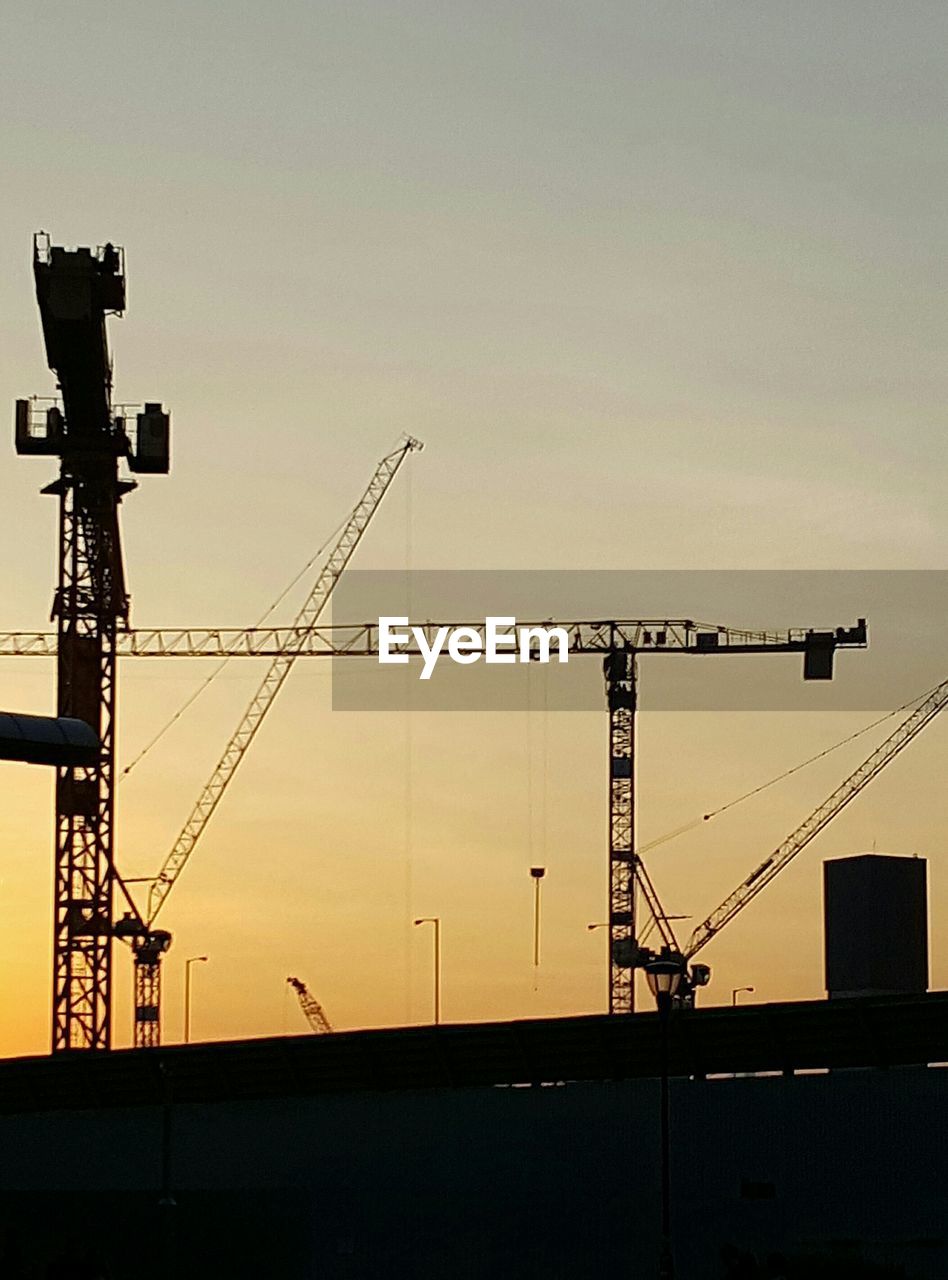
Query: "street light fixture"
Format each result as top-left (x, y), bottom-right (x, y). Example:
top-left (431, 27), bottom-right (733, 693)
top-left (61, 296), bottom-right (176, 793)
top-left (645, 950), bottom-right (684, 1009)
top-left (530, 867), bottom-right (545, 969)
top-left (732, 986), bottom-right (755, 1007)
top-left (583, 916), bottom-right (685, 936)
top-left (183, 955), bottom-right (208, 1044)
top-left (413, 918), bottom-right (441, 1024)
top-left (644, 947), bottom-right (686, 1280)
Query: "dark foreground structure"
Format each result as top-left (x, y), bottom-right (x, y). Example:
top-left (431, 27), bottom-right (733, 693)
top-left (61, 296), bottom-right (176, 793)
top-left (824, 854), bottom-right (929, 999)
top-left (0, 994), bottom-right (946, 1278)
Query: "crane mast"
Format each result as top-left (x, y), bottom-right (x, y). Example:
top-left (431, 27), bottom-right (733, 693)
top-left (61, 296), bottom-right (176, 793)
top-left (130, 437), bottom-right (422, 1045)
top-left (597, 620), bottom-right (866, 1012)
top-left (604, 643), bottom-right (639, 1013)
top-left (683, 676), bottom-right (948, 961)
top-left (287, 976), bottom-right (333, 1034)
top-left (15, 233), bottom-right (169, 1052)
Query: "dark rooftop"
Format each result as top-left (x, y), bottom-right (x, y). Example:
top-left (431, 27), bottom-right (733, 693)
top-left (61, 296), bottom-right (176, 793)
top-left (2, 990), bottom-right (946, 1115)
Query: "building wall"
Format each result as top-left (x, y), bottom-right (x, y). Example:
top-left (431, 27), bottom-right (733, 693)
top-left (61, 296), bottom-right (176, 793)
top-left (824, 854), bottom-right (929, 998)
top-left (0, 1064), bottom-right (944, 1278)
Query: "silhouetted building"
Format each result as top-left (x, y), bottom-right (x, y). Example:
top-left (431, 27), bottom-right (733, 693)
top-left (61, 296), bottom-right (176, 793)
top-left (824, 852), bottom-right (928, 998)
top-left (1, 999), bottom-right (948, 1276)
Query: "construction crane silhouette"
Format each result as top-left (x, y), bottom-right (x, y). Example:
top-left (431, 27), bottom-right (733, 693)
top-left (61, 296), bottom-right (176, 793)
top-left (0, 616), bottom-right (868, 1020)
top-left (632, 675), bottom-right (948, 1003)
top-left (287, 976), bottom-right (333, 1034)
top-left (121, 436), bottom-right (422, 1045)
top-left (11, 235), bottom-right (421, 1048)
top-left (15, 233), bottom-right (170, 1052)
top-left (9, 236), bottom-right (877, 1032)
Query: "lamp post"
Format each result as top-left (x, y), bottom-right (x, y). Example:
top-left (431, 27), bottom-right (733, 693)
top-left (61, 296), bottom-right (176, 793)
top-left (413, 918), bottom-right (441, 1024)
top-left (731, 986), bottom-right (755, 1007)
top-left (183, 955), bottom-right (208, 1044)
top-left (645, 948), bottom-right (685, 1280)
top-left (530, 867), bottom-right (546, 969)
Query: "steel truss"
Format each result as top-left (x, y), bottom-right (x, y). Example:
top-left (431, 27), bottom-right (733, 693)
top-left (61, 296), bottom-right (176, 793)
top-left (51, 458), bottom-right (130, 1050)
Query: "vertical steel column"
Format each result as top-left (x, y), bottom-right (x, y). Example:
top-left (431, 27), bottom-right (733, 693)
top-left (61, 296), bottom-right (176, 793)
top-left (51, 465), bottom-right (126, 1052)
top-left (605, 640), bottom-right (637, 1015)
top-left (135, 958), bottom-right (161, 1048)
top-left (131, 929), bottom-right (171, 1048)
top-left (25, 235), bottom-right (150, 1053)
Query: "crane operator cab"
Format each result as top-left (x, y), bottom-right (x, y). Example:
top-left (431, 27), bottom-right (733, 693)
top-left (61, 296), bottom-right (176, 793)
top-left (14, 233), bottom-right (170, 474)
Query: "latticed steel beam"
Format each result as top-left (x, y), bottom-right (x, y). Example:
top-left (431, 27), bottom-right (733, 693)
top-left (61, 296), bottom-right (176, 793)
top-left (144, 438), bottom-right (422, 933)
top-left (0, 617), bottom-right (868, 659)
top-left (130, 438), bottom-right (421, 1046)
top-left (31, 235), bottom-right (135, 1054)
top-left (634, 847), bottom-right (682, 955)
top-left (604, 644), bottom-right (636, 1014)
top-left (131, 929), bottom-right (170, 1048)
top-left (684, 675), bottom-right (948, 960)
top-left (51, 475), bottom-right (127, 1051)
top-left (18, 234), bottom-right (168, 1053)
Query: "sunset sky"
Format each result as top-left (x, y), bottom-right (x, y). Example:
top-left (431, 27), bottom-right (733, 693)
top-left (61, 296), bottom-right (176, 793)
top-left (0, 2), bottom-right (944, 1055)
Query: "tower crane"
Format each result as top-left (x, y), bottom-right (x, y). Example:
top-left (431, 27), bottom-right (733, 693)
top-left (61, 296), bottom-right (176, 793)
top-left (632, 675), bottom-right (948, 1002)
top-left (10, 236), bottom-right (421, 1048)
top-left (14, 233), bottom-right (170, 1052)
top-left (0, 615), bottom-right (868, 1021)
top-left (123, 436), bottom-right (422, 1045)
top-left (287, 976), bottom-right (333, 1034)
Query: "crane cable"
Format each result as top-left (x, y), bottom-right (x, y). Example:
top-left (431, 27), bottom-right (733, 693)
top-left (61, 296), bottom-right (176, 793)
top-left (119, 510), bottom-right (351, 780)
top-left (635, 679), bottom-right (942, 863)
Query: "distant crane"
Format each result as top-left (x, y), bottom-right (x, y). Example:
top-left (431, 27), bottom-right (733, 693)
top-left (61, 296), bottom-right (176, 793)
top-left (287, 976), bottom-right (333, 1034)
top-left (0, 615), bottom-right (868, 1018)
top-left (634, 674), bottom-right (948, 1001)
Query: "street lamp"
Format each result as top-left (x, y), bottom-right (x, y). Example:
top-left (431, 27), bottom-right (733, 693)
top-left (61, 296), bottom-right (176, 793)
top-left (413, 918), bottom-right (441, 1024)
top-left (530, 867), bottom-right (546, 969)
top-left (645, 948), bottom-right (686, 1280)
top-left (183, 955), bottom-right (208, 1044)
top-left (732, 986), bottom-right (755, 1007)
top-left (645, 951), bottom-right (684, 1011)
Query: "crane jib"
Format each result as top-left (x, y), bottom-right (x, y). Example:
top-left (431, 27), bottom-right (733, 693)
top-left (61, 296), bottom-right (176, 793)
top-left (684, 677), bottom-right (948, 962)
